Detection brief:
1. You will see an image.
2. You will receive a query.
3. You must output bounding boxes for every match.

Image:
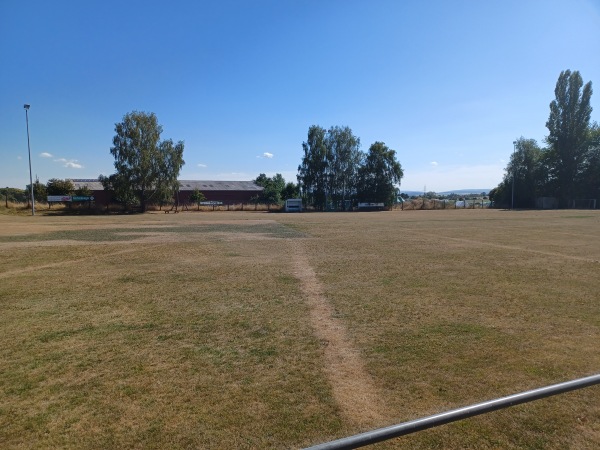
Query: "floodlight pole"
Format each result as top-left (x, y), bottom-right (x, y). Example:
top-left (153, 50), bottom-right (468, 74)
top-left (511, 140), bottom-right (516, 211)
top-left (24, 104), bottom-right (34, 216)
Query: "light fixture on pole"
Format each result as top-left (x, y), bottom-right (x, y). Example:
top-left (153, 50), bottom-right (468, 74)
top-left (24, 104), bottom-right (34, 216)
top-left (511, 140), bottom-right (516, 210)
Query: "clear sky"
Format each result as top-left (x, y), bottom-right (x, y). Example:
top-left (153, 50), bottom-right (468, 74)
top-left (1, 0), bottom-right (599, 193)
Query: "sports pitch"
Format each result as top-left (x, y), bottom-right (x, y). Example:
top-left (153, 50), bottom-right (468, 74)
top-left (0, 209), bottom-right (599, 448)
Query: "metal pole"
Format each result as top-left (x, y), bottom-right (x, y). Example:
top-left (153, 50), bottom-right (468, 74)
top-left (511, 140), bottom-right (516, 211)
top-left (305, 373), bottom-right (600, 450)
top-left (24, 104), bottom-right (34, 216)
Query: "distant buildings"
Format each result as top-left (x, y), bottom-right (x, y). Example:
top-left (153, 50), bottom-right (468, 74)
top-left (70, 179), bottom-right (263, 206)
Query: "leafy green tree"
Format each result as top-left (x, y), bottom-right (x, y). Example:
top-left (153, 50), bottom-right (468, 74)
top-left (153, 182), bottom-right (177, 210)
top-left (325, 126), bottom-right (362, 208)
top-left (297, 125), bottom-right (362, 210)
top-left (1, 188), bottom-right (27, 203)
top-left (46, 178), bottom-right (75, 196)
top-left (281, 182), bottom-right (299, 200)
top-left (297, 125), bottom-right (328, 210)
top-left (357, 142), bottom-right (403, 207)
top-left (249, 194), bottom-right (261, 210)
top-left (504, 138), bottom-right (544, 208)
top-left (190, 188), bottom-right (207, 210)
top-left (577, 123), bottom-right (600, 199)
top-left (253, 173), bottom-right (286, 208)
top-left (254, 173), bottom-right (269, 187)
top-left (545, 70), bottom-right (593, 205)
top-left (98, 173), bottom-right (138, 208)
top-left (26, 177), bottom-right (47, 203)
top-left (102, 111), bottom-right (185, 212)
top-left (261, 186), bottom-right (280, 209)
top-left (493, 71), bottom-right (597, 208)
top-left (271, 173), bottom-right (286, 196)
top-left (75, 185), bottom-right (93, 197)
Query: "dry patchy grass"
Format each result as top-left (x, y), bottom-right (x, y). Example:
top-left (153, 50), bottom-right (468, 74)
top-left (0, 209), bottom-right (599, 449)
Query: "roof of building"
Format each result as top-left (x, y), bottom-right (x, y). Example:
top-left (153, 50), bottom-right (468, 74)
top-left (70, 179), bottom-right (104, 190)
top-left (177, 180), bottom-right (263, 191)
top-left (69, 179), bottom-right (263, 192)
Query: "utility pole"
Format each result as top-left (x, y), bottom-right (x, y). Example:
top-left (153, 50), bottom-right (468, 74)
top-left (24, 104), bottom-right (34, 216)
top-left (511, 141), bottom-right (516, 210)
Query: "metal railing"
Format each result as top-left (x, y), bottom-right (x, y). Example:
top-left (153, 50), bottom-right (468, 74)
top-left (304, 373), bottom-right (600, 450)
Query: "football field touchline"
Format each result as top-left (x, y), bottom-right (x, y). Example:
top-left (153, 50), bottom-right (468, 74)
top-left (290, 239), bottom-right (385, 427)
top-left (411, 230), bottom-right (600, 263)
top-left (0, 246), bottom-right (142, 280)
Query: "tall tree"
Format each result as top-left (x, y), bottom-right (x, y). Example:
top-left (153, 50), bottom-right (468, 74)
top-left (98, 172), bottom-right (138, 207)
top-left (507, 138), bottom-right (544, 208)
top-left (281, 181), bottom-right (300, 200)
top-left (545, 70), bottom-right (593, 205)
top-left (74, 184), bottom-right (93, 198)
top-left (325, 126), bottom-right (362, 206)
top-left (46, 178), bottom-right (75, 196)
top-left (577, 123), bottom-right (600, 200)
top-left (104, 111), bottom-right (185, 212)
top-left (1, 188), bottom-right (28, 204)
top-left (253, 173), bottom-right (286, 206)
top-left (26, 177), bottom-right (47, 203)
top-left (190, 188), bottom-right (207, 210)
top-left (270, 173), bottom-right (286, 196)
top-left (297, 125), bottom-right (328, 210)
top-left (357, 142), bottom-right (403, 207)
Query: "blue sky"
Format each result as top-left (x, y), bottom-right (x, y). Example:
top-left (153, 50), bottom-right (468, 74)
top-left (1, 0), bottom-right (599, 192)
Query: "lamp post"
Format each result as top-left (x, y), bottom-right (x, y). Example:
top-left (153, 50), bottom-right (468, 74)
top-left (511, 140), bottom-right (516, 210)
top-left (24, 104), bottom-right (34, 216)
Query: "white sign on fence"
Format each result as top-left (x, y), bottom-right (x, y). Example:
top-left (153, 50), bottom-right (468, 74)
top-left (47, 195), bottom-right (72, 202)
top-left (358, 202), bottom-right (385, 208)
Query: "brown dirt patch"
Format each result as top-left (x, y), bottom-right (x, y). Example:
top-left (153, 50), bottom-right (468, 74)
top-left (289, 238), bottom-right (385, 428)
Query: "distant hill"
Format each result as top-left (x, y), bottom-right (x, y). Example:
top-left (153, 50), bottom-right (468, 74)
top-left (401, 189), bottom-right (490, 197)
top-left (439, 189), bottom-right (490, 195)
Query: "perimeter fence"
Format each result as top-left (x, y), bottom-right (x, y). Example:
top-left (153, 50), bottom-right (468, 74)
top-left (399, 199), bottom-right (492, 210)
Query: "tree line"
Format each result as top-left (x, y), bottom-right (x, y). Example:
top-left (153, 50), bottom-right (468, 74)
top-left (20, 113), bottom-right (403, 212)
top-left (251, 173), bottom-right (299, 207)
top-left (21, 177), bottom-right (93, 203)
top-left (20, 72), bottom-right (596, 213)
top-left (1, 187), bottom-right (30, 204)
top-left (490, 70), bottom-right (598, 208)
top-left (297, 125), bottom-right (403, 210)
top-left (250, 127), bottom-right (404, 210)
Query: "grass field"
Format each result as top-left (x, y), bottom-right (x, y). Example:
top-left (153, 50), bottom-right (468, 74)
top-left (0, 209), bottom-right (599, 449)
